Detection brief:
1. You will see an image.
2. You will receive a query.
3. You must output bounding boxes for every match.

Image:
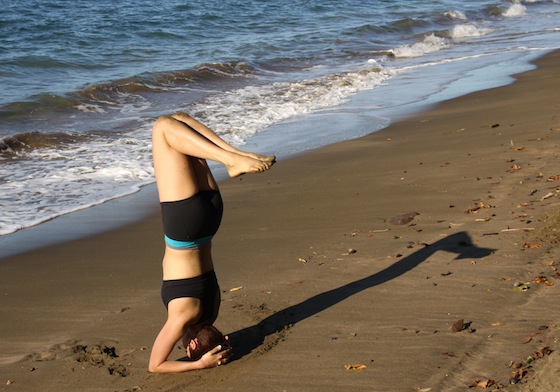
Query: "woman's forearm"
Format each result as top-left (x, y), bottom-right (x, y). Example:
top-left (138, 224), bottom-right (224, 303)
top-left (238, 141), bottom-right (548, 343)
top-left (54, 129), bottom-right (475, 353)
top-left (148, 358), bottom-right (202, 374)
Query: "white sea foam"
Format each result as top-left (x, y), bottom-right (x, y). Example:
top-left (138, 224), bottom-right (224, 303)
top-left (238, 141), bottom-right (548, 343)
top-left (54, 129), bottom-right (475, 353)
top-left (76, 104), bottom-right (106, 113)
top-left (0, 127), bottom-right (154, 235)
top-left (444, 10), bottom-right (467, 20)
top-left (388, 34), bottom-right (449, 58)
top-left (449, 24), bottom-right (493, 39)
top-left (188, 64), bottom-right (398, 145)
top-left (503, 3), bottom-right (527, 17)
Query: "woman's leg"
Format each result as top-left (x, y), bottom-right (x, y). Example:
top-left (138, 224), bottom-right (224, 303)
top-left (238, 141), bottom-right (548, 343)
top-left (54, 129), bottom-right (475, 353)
top-left (189, 156), bottom-right (219, 193)
top-left (153, 115), bottom-right (274, 174)
top-left (171, 112), bottom-right (275, 162)
top-left (152, 115), bottom-right (274, 201)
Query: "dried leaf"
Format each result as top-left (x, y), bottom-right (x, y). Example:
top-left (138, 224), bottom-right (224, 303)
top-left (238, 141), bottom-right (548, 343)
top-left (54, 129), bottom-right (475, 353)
top-left (229, 286), bottom-right (244, 292)
top-left (522, 336), bottom-right (532, 344)
top-left (533, 346), bottom-right (552, 358)
top-left (344, 364), bottom-right (367, 371)
top-left (541, 192), bottom-right (555, 201)
top-left (466, 202), bottom-right (491, 214)
top-left (510, 368), bottom-right (526, 381)
top-left (523, 242), bottom-right (541, 249)
top-left (451, 319), bottom-right (465, 333)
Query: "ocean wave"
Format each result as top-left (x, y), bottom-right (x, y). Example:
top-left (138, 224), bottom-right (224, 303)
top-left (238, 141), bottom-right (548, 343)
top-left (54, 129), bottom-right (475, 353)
top-left (0, 126), bottom-right (154, 235)
top-left (355, 17), bottom-right (429, 35)
top-left (391, 17), bottom-right (431, 31)
top-left (484, 4), bottom-right (507, 17)
top-left (0, 61), bottom-right (261, 124)
top-left (443, 10), bottom-right (467, 20)
top-left (0, 131), bottom-right (86, 159)
top-left (187, 64), bottom-right (397, 145)
top-left (503, 3), bottom-right (528, 17)
top-left (0, 94), bottom-right (80, 122)
top-left (388, 34), bottom-right (449, 58)
top-left (149, 61), bottom-right (260, 86)
top-left (448, 23), bottom-right (494, 39)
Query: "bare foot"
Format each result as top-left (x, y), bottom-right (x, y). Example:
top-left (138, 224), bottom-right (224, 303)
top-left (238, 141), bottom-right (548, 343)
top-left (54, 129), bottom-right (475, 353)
top-left (236, 150), bottom-right (276, 163)
top-left (226, 155), bottom-right (274, 178)
top-left (252, 153), bottom-right (276, 163)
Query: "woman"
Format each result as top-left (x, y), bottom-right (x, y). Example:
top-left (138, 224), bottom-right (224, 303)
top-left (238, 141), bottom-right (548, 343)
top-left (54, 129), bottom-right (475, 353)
top-left (148, 112), bottom-right (275, 373)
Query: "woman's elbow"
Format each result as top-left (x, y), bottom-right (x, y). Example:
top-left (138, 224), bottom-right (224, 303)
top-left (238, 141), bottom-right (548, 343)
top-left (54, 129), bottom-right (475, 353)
top-left (148, 365), bottom-right (157, 373)
top-left (148, 359), bottom-right (162, 373)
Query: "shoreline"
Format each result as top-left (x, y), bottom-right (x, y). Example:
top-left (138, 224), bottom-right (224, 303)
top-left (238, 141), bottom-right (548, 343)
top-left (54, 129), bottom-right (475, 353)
top-left (0, 49), bottom-right (548, 253)
top-left (0, 184), bottom-right (159, 259)
top-left (1, 50), bottom-right (559, 391)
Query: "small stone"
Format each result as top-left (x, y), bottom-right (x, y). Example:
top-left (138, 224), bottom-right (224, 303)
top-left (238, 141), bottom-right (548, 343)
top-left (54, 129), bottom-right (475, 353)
top-left (389, 212), bottom-right (419, 225)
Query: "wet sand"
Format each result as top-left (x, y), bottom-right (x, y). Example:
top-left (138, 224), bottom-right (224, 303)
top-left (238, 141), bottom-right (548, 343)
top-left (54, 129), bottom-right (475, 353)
top-left (1, 50), bottom-right (559, 391)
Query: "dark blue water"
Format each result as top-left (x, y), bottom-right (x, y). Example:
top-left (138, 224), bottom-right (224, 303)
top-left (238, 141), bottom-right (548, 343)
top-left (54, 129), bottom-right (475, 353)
top-left (1, 0), bottom-right (559, 235)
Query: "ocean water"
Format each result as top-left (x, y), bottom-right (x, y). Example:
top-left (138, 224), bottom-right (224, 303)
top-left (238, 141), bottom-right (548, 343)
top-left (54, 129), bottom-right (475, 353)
top-left (1, 0), bottom-right (559, 237)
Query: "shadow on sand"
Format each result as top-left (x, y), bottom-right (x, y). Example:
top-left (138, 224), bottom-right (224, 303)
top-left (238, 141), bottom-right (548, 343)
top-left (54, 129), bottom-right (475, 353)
top-left (228, 231), bottom-right (495, 360)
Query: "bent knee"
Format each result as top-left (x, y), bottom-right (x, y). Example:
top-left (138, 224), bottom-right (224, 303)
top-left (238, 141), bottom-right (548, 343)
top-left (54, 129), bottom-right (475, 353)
top-left (152, 115), bottom-right (177, 142)
top-left (171, 111), bottom-right (190, 119)
top-left (153, 115), bottom-right (174, 132)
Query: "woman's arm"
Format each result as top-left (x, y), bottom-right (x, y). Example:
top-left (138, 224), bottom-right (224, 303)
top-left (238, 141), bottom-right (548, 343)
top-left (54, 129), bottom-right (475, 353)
top-left (148, 314), bottom-right (226, 373)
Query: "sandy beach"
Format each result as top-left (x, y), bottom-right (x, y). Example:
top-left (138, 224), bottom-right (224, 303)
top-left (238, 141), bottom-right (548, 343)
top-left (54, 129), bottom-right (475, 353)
top-left (1, 50), bottom-right (559, 391)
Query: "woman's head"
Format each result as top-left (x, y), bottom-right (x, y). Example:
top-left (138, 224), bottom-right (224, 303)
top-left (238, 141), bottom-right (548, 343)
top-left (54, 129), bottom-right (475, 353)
top-left (186, 325), bottom-right (227, 360)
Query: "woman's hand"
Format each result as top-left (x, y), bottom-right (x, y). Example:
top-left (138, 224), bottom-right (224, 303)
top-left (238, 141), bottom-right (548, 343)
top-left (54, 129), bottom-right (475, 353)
top-left (197, 340), bottom-right (232, 369)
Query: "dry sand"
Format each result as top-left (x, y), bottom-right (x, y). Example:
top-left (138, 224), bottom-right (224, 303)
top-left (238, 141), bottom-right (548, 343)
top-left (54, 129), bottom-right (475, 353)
top-left (1, 50), bottom-right (559, 392)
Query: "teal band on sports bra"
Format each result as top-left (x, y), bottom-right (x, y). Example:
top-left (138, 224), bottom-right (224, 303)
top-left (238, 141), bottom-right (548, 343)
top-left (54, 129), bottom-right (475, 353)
top-left (164, 235), bottom-right (213, 250)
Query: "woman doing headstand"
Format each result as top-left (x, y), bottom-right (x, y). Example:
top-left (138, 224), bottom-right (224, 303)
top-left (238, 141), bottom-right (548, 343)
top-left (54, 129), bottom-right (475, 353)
top-left (148, 112), bottom-right (275, 373)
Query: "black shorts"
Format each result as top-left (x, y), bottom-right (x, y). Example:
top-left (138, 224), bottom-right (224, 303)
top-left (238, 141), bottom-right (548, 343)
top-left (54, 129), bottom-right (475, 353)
top-left (161, 270), bottom-right (220, 324)
top-left (160, 190), bottom-right (223, 249)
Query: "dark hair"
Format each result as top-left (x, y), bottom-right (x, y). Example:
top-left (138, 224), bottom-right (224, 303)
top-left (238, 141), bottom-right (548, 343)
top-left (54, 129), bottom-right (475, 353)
top-left (189, 325), bottom-right (226, 361)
